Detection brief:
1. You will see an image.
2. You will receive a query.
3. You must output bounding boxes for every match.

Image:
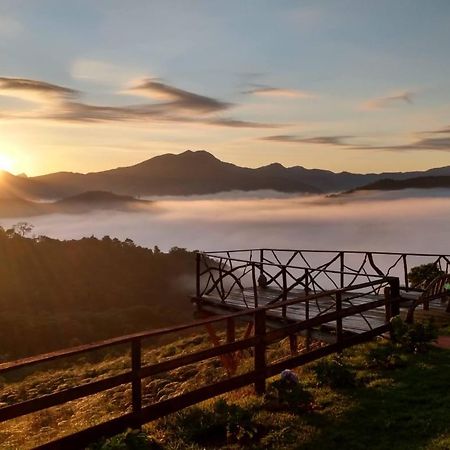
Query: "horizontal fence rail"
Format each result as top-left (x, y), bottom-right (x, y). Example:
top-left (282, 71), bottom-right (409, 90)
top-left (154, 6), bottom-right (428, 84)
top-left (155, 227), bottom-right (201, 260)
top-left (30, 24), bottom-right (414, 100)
top-left (0, 276), bottom-right (403, 450)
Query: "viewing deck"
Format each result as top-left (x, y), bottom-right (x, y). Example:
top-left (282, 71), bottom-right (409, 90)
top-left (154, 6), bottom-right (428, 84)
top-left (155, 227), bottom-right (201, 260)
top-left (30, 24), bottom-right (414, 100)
top-left (193, 249), bottom-right (450, 336)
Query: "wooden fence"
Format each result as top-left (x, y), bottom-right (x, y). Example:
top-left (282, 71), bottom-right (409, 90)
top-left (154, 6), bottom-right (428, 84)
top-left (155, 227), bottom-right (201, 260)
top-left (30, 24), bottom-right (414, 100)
top-left (0, 276), bottom-right (401, 449)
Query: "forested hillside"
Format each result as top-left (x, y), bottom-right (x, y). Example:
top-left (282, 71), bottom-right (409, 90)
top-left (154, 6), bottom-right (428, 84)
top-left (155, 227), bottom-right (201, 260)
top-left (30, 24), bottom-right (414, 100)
top-left (0, 227), bottom-right (195, 360)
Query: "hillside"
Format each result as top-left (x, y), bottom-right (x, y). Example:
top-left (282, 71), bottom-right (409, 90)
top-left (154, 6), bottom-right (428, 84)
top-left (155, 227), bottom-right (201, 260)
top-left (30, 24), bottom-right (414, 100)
top-left (2, 332), bottom-right (450, 449)
top-left (0, 230), bottom-right (195, 359)
top-left (0, 190), bottom-right (151, 217)
top-left (3, 151), bottom-right (450, 199)
top-left (346, 175), bottom-right (450, 193)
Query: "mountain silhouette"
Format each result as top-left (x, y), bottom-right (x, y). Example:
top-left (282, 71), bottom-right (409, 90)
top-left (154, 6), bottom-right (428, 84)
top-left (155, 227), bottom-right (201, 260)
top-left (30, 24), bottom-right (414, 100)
top-left (346, 175), bottom-right (450, 193)
top-left (2, 150), bottom-right (450, 200)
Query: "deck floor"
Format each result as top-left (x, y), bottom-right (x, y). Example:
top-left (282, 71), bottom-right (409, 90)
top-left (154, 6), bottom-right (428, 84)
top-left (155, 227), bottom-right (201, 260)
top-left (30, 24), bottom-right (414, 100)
top-left (199, 286), bottom-right (447, 334)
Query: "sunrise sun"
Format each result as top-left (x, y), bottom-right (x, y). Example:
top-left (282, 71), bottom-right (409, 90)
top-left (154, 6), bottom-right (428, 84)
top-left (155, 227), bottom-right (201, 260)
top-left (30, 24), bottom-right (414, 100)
top-left (0, 154), bottom-right (14, 173)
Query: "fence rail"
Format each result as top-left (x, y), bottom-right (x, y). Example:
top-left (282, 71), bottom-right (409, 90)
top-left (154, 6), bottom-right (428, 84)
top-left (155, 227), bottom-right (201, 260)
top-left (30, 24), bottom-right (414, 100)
top-left (0, 276), bottom-right (401, 450)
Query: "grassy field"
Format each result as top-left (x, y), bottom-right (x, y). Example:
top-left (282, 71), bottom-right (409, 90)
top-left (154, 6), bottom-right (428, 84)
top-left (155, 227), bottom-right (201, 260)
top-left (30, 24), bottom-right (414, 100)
top-left (1, 326), bottom-right (450, 449)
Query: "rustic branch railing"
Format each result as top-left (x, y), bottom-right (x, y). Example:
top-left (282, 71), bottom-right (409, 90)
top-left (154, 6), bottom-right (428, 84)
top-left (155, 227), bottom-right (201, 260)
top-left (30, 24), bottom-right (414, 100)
top-left (197, 251), bottom-right (390, 307)
top-left (1, 277), bottom-right (401, 450)
top-left (203, 249), bottom-right (450, 293)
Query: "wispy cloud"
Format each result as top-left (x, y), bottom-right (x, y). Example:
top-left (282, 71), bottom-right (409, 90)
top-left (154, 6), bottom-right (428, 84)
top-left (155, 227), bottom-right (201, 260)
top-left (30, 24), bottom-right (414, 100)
top-left (354, 136), bottom-right (450, 152)
top-left (0, 77), bottom-right (77, 102)
top-left (0, 76), bottom-right (278, 128)
top-left (130, 78), bottom-right (230, 113)
top-left (242, 84), bottom-right (314, 99)
top-left (261, 134), bottom-right (352, 146)
top-left (361, 91), bottom-right (414, 111)
top-left (352, 125), bottom-right (450, 152)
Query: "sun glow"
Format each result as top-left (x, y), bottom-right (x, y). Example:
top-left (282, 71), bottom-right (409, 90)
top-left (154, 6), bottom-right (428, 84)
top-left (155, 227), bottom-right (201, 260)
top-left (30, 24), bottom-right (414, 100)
top-left (0, 153), bottom-right (15, 173)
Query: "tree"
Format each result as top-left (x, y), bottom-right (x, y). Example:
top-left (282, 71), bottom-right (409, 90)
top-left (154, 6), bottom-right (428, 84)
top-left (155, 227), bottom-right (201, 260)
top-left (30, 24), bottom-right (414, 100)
top-left (408, 263), bottom-right (444, 289)
top-left (12, 222), bottom-right (34, 237)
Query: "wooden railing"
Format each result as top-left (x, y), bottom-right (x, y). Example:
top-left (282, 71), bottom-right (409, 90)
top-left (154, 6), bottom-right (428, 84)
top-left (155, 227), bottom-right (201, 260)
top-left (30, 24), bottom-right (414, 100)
top-left (203, 249), bottom-right (450, 292)
top-left (0, 277), bottom-right (401, 450)
top-left (197, 251), bottom-right (390, 306)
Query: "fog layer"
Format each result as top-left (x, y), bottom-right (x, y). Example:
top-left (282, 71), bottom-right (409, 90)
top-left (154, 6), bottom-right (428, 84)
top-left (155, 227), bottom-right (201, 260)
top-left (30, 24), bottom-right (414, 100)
top-left (1, 189), bottom-right (450, 254)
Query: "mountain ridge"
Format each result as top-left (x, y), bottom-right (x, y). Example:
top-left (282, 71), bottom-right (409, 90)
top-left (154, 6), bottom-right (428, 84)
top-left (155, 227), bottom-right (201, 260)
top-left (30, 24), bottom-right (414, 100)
top-left (2, 150), bottom-right (450, 200)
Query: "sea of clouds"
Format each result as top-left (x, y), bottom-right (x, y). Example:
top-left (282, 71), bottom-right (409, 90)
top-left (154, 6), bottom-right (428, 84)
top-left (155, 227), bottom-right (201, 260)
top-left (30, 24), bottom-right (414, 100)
top-left (1, 189), bottom-right (449, 254)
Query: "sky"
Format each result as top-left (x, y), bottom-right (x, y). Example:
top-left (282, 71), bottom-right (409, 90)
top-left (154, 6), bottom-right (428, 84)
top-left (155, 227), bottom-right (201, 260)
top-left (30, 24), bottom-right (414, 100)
top-left (1, 0), bottom-right (450, 176)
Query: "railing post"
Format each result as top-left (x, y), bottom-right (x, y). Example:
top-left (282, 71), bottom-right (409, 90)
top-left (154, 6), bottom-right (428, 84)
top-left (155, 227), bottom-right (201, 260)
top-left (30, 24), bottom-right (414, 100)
top-left (131, 338), bottom-right (142, 424)
top-left (282, 265), bottom-right (287, 318)
top-left (305, 269), bottom-right (311, 350)
top-left (388, 277), bottom-right (401, 317)
top-left (254, 309), bottom-right (266, 395)
top-left (252, 263), bottom-right (258, 308)
top-left (402, 254), bottom-right (409, 291)
top-left (259, 249), bottom-right (264, 278)
top-left (340, 252), bottom-right (345, 289)
top-left (196, 252), bottom-right (201, 298)
top-left (336, 292), bottom-right (343, 351)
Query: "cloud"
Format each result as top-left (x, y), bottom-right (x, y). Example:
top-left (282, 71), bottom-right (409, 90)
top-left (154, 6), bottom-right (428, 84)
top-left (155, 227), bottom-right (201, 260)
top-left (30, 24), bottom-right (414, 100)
top-left (130, 78), bottom-right (231, 113)
top-left (419, 125), bottom-right (450, 135)
top-left (261, 134), bottom-right (352, 146)
top-left (242, 84), bottom-right (313, 99)
top-left (0, 76), bottom-right (277, 128)
top-left (0, 77), bottom-right (77, 102)
top-left (354, 136), bottom-right (450, 152)
top-left (361, 91), bottom-right (414, 110)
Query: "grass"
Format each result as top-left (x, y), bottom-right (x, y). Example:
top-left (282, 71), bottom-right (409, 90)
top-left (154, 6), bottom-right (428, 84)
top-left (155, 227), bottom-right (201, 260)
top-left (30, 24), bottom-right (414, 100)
top-left (1, 328), bottom-right (450, 449)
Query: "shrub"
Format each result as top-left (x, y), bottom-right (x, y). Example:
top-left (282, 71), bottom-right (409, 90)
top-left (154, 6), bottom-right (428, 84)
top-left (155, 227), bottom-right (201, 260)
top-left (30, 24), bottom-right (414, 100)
top-left (313, 355), bottom-right (355, 388)
top-left (89, 429), bottom-right (162, 450)
top-left (408, 263), bottom-right (444, 289)
top-left (391, 316), bottom-right (438, 353)
top-left (365, 343), bottom-right (406, 370)
top-left (166, 399), bottom-right (258, 446)
top-left (265, 377), bottom-right (313, 412)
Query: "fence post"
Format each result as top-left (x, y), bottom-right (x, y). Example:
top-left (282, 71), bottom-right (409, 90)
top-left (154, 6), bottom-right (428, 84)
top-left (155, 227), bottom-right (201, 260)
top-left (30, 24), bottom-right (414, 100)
top-left (131, 338), bottom-right (142, 425)
top-left (196, 252), bottom-right (201, 298)
top-left (402, 254), bottom-right (409, 291)
top-left (259, 249), bottom-right (264, 278)
top-left (305, 269), bottom-right (311, 350)
top-left (336, 292), bottom-right (343, 351)
top-left (340, 252), bottom-right (345, 289)
top-left (282, 266), bottom-right (287, 318)
top-left (254, 309), bottom-right (266, 395)
top-left (389, 277), bottom-right (401, 317)
top-left (252, 263), bottom-right (258, 308)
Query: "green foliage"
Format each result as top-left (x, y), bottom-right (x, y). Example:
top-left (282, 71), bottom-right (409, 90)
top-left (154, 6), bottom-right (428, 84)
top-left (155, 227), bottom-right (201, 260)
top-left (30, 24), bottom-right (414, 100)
top-left (313, 355), bottom-right (355, 388)
top-left (408, 263), bottom-right (444, 289)
top-left (365, 342), bottom-right (407, 370)
top-left (0, 228), bottom-right (195, 359)
top-left (390, 316), bottom-right (438, 353)
top-left (89, 429), bottom-right (162, 450)
top-left (265, 377), bottom-right (313, 412)
top-left (165, 399), bottom-right (258, 446)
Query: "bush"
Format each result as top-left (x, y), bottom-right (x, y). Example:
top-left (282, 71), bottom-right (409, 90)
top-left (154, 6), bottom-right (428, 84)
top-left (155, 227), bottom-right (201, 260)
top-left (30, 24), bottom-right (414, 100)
top-left (365, 343), bottom-right (406, 370)
top-left (408, 263), bottom-right (444, 289)
top-left (166, 399), bottom-right (258, 446)
top-left (89, 429), bottom-right (162, 450)
top-left (391, 316), bottom-right (438, 353)
top-left (265, 377), bottom-right (313, 412)
top-left (313, 355), bottom-right (355, 388)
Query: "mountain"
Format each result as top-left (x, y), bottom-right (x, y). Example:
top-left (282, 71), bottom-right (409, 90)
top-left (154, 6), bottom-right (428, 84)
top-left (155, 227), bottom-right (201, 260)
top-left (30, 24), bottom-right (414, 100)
top-left (346, 175), bottom-right (450, 193)
top-left (0, 191), bottom-right (150, 217)
top-left (2, 151), bottom-right (450, 200)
